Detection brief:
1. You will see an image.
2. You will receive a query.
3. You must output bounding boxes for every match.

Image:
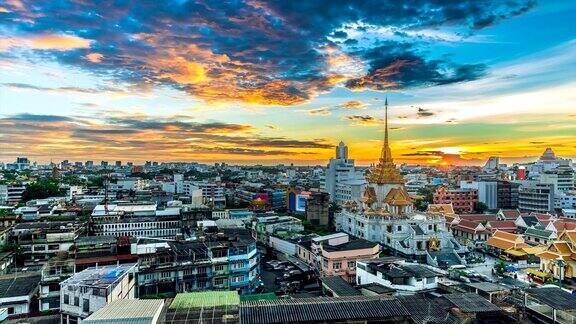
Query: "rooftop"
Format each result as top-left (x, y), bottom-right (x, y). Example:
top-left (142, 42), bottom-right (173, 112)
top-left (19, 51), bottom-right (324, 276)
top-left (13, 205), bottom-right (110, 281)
top-left (525, 287), bottom-right (576, 310)
top-left (466, 282), bottom-right (509, 293)
top-left (0, 273), bottom-right (41, 298)
top-left (170, 291), bottom-right (240, 310)
top-left (84, 299), bottom-right (164, 323)
top-left (239, 296), bottom-right (410, 324)
top-left (61, 263), bottom-right (136, 289)
top-left (321, 238), bottom-right (378, 253)
top-left (320, 276), bottom-right (362, 297)
top-left (444, 293), bottom-right (501, 313)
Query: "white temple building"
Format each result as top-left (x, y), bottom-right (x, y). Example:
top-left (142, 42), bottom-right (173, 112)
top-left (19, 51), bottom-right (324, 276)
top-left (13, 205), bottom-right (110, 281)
top-left (335, 98), bottom-right (468, 267)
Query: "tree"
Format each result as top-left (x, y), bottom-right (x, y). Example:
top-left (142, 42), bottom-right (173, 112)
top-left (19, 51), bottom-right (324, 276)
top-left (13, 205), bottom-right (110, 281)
top-left (414, 198), bottom-right (428, 212)
top-left (21, 178), bottom-right (61, 201)
top-left (475, 202), bottom-right (489, 214)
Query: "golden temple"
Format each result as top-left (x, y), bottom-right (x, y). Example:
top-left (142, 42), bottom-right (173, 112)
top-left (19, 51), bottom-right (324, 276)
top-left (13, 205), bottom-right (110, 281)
top-left (366, 97), bottom-right (405, 185)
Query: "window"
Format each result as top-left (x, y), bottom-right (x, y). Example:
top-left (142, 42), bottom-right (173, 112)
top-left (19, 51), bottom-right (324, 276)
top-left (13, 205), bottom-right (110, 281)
top-left (63, 294), bottom-right (69, 305)
top-left (198, 266), bottom-right (207, 273)
top-left (387, 225), bottom-right (392, 233)
top-left (428, 225), bottom-right (433, 231)
top-left (333, 262), bottom-right (341, 270)
top-left (214, 265), bottom-right (224, 271)
top-left (214, 277), bottom-right (226, 285)
top-left (7, 307), bottom-right (14, 315)
top-left (347, 261), bottom-right (355, 269)
top-left (74, 296), bottom-right (79, 306)
top-left (397, 225), bottom-right (402, 231)
top-left (161, 271), bottom-right (171, 278)
top-left (82, 299), bottom-right (89, 313)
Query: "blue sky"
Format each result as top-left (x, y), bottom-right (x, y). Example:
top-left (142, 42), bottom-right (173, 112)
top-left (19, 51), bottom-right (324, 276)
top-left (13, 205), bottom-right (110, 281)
top-left (0, 0), bottom-right (574, 165)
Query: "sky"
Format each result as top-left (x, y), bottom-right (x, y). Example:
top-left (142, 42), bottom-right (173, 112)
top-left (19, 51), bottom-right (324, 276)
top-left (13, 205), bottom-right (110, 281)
top-left (0, 0), bottom-right (575, 166)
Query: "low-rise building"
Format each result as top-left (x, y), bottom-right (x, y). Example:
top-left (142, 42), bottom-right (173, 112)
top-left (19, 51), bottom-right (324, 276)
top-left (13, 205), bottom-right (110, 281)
top-left (0, 273), bottom-right (41, 319)
top-left (356, 257), bottom-right (441, 293)
top-left (91, 203), bottom-right (181, 239)
top-left (134, 228), bottom-right (260, 296)
top-left (60, 263), bottom-right (137, 324)
top-left (10, 221), bottom-right (82, 266)
top-left (39, 253), bottom-right (76, 312)
top-left (319, 238), bottom-right (380, 282)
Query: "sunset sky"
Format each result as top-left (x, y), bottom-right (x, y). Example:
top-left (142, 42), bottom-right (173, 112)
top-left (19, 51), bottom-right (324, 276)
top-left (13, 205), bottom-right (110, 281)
top-left (0, 0), bottom-right (574, 165)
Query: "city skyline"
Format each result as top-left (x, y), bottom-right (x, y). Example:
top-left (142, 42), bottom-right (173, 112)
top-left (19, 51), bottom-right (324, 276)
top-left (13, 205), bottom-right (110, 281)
top-left (1, 1), bottom-right (575, 165)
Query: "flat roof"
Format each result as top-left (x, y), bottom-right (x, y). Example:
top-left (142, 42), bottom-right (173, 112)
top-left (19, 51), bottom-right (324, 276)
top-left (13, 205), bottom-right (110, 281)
top-left (321, 276), bottom-right (362, 297)
top-left (170, 291), bottom-right (240, 310)
top-left (312, 232), bottom-right (348, 242)
top-left (61, 263), bottom-right (135, 289)
top-left (84, 299), bottom-right (164, 323)
top-left (526, 287), bottom-right (576, 310)
top-left (466, 282), bottom-right (509, 293)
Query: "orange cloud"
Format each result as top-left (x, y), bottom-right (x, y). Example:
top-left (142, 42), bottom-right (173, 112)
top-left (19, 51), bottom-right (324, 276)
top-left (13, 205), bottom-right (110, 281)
top-left (84, 53), bottom-right (103, 63)
top-left (0, 34), bottom-right (92, 52)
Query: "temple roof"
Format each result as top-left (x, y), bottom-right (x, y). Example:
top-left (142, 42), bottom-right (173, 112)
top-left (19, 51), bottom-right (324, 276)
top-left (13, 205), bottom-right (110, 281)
top-left (383, 188), bottom-right (413, 206)
top-left (366, 98), bottom-right (405, 185)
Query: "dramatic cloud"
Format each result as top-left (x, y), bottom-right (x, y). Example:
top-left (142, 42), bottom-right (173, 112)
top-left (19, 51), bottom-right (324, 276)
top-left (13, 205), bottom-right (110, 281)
top-left (0, 0), bottom-right (534, 105)
top-left (345, 43), bottom-right (486, 91)
top-left (0, 113), bottom-right (332, 160)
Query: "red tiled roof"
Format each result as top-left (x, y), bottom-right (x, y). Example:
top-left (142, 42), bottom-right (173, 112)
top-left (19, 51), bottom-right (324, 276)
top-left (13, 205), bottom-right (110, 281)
top-left (500, 209), bottom-right (521, 219)
top-left (459, 214), bottom-right (497, 222)
top-left (486, 220), bottom-right (517, 232)
top-left (452, 219), bottom-right (488, 233)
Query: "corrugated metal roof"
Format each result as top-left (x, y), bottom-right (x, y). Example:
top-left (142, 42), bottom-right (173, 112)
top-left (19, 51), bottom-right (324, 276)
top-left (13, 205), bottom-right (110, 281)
top-left (526, 287), bottom-right (576, 310)
top-left (239, 296), bottom-right (410, 323)
top-left (445, 293), bottom-right (501, 313)
top-left (84, 299), bottom-right (164, 323)
top-left (320, 276), bottom-right (361, 296)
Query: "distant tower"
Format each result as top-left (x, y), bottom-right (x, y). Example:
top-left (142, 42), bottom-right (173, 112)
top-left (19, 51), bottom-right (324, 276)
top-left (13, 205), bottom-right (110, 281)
top-left (336, 141), bottom-right (348, 160)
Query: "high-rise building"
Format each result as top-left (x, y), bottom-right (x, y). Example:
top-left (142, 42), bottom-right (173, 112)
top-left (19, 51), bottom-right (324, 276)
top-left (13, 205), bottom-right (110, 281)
top-left (323, 141), bottom-right (364, 202)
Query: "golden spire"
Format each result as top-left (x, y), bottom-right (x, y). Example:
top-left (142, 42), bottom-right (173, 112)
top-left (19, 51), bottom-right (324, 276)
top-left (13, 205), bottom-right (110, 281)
top-left (366, 96), bottom-right (405, 184)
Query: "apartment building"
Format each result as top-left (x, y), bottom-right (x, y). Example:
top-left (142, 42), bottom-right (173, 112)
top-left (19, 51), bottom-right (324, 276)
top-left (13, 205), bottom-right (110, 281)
top-left (60, 263), bottom-right (137, 324)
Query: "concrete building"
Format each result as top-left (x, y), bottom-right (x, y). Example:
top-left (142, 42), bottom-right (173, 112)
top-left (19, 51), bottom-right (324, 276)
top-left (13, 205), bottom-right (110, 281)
top-left (356, 257), bottom-right (440, 293)
top-left (11, 221), bottom-right (82, 266)
top-left (334, 179), bottom-right (367, 205)
top-left (39, 255), bottom-right (76, 312)
top-left (305, 191), bottom-right (330, 226)
top-left (460, 180), bottom-right (519, 210)
top-left (323, 141), bottom-right (364, 202)
top-left (0, 184), bottom-right (26, 205)
top-left (0, 273), bottom-right (41, 319)
top-left (60, 263), bottom-right (137, 324)
top-left (433, 187), bottom-right (478, 214)
top-left (319, 238), bottom-right (380, 282)
top-left (134, 228), bottom-right (260, 295)
top-left (518, 182), bottom-right (555, 213)
top-left (91, 203), bottom-right (181, 239)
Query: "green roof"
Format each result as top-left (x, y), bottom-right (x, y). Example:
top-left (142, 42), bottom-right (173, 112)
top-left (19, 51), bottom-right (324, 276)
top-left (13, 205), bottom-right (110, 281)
top-left (524, 227), bottom-right (554, 239)
top-left (240, 293), bottom-right (278, 302)
top-left (169, 291), bottom-right (240, 310)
